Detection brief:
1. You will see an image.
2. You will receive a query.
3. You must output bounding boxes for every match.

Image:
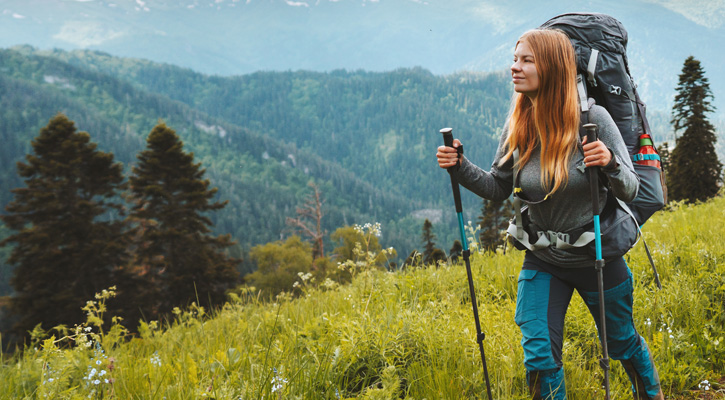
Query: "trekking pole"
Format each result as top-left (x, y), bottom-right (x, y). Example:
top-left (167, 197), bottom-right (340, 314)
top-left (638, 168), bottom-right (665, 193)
top-left (440, 128), bottom-right (494, 400)
top-left (584, 123), bottom-right (611, 400)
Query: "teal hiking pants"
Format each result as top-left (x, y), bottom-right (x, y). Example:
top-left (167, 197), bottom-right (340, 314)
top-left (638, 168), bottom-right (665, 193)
top-left (515, 252), bottom-right (661, 399)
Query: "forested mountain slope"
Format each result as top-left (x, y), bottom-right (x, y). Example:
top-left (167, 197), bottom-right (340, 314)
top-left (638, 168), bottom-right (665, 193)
top-left (0, 47), bottom-right (515, 293)
top-left (14, 46), bottom-right (511, 206)
top-left (0, 48), bottom-right (443, 285)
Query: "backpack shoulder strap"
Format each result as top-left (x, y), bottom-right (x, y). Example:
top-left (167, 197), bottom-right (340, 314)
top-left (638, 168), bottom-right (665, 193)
top-left (577, 74), bottom-right (592, 145)
top-left (511, 149), bottom-right (524, 240)
top-left (577, 74), bottom-right (590, 116)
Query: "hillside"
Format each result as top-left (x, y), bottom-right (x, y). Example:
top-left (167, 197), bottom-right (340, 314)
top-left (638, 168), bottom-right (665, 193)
top-left (0, 47), bottom-right (515, 293)
top-left (1, 195), bottom-right (724, 399)
top-left (20, 46), bottom-right (511, 205)
top-left (0, 48), bottom-right (429, 278)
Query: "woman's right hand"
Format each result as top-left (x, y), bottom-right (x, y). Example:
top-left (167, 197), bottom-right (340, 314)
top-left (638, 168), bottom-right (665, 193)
top-left (436, 139), bottom-right (463, 169)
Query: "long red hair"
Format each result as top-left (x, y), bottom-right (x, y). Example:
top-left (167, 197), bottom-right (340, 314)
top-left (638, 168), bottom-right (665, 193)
top-left (501, 29), bottom-right (580, 195)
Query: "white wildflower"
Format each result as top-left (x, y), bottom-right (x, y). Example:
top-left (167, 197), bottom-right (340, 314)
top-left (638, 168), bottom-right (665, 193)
top-left (150, 352), bottom-right (162, 367)
top-left (271, 369), bottom-right (288, 393)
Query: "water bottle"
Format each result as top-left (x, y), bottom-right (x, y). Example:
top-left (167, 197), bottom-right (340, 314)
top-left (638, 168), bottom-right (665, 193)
top-left (632, 133), bottom-right (661, 169)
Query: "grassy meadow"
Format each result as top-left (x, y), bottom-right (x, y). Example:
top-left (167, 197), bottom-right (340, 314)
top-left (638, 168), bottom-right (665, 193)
top-left (1, 196), bottom-right (725, 399)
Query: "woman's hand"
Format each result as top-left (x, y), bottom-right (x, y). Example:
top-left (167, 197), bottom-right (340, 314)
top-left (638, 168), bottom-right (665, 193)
top-left (582, 137), bottom-right (612, 168)
top-left (437, 139), bottom-right (463, 169)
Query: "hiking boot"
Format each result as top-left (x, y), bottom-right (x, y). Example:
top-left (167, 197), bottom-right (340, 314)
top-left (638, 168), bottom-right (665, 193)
top-left (527, 371), bottom-right (542, 399)
top-left (621, 358), bottom-right (663, 399)
top-left (526, 368), bottom-right (566, 400)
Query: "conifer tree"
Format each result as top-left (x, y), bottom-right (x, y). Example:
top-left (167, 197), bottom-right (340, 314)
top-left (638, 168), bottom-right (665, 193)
top-left (127, 122), bottom-right (238, 318)
top-left (403, 250), bottom-right (422, 269)
top-left (1, 114), bottom-right (128, 337)
top-left (659, 142), bottom-right (671, 176)
top-left (478, 198), bottom-right (512, 252)
top-left (449, 240), bottom-right (462, 263)
top-left (421, 219), bottom-right (444, 264)
top-left (668, 56), bottom-right (722, 203)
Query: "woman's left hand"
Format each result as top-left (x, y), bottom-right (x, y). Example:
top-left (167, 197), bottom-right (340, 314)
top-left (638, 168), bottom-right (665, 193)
top-left (582, 137), bottom-right (612, 167)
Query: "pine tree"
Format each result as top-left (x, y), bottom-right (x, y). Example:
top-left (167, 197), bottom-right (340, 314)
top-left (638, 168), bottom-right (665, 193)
top-left (402, 250), bottom-right (422, 269)
top-left (668, 56), bottom-right (722, 203)
top-left (478, 198), bottom-right (512, 252)
top-left (421, 219), bottom-right (444, 264)
top-left (1, 114), bottom-right (128, 337)
top-left (449, 240), bottom-right (463, 263)
top-left (659, 142), bottom-right (671, 176)
top-left (127, 122), bottom-right (238, 318)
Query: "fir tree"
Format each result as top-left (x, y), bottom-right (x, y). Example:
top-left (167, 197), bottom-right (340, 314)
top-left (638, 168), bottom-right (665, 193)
top-left (1, 114), bottom-right (128, 337)
top-left (427, 248), bottom-right (447, 266)
top-left (402, 250), bottom-right (422, 269)
top-left (478, 198), bottom-right (512, 252)
top-left (449, 240), bottom-right (463, 263)
top-left (659, 142), bottom-right (671, 176)
top-left (668, 56), bottom-right (722, 203)
top-left (421, 219), bottom-right (444, 265)
top-left (127, 122), bottom-right (238, 318)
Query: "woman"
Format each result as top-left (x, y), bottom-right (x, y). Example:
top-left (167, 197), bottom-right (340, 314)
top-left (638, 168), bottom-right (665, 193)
top-left (436, 29), bottom-right (663, 400)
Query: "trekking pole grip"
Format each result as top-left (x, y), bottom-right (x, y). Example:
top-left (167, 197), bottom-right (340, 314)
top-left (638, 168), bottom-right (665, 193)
top-left (584, 123), bottom-right (600, 216)
top-left (584, 123), bottom-right (598, 145)
top-left (441, 127), bottom-right (454, 148)
top-left (440, 128), bottom-right (463, 213)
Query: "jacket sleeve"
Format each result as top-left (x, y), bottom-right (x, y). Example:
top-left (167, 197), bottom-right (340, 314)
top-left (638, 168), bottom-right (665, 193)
top-left (590, 105), bottom-right (640, 203)
top-left (454, 128), bottom-right (514, 202)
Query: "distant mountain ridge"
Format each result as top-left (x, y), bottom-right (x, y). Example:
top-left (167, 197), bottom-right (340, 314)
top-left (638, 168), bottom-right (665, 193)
top-left (1, 0), bottom-right (723, 113)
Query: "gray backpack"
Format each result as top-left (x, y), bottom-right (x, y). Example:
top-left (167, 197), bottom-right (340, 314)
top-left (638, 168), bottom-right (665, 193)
top-left (540, 12), bottom-right (667, 226)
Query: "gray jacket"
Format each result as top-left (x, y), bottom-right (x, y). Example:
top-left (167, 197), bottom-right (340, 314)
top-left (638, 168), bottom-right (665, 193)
top-left (456, 101), bottom-right (639, 268)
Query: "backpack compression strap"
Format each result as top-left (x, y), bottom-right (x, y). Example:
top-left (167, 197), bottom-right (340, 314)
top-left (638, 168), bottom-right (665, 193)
top-left (587, 50), bottom-right (599, 87)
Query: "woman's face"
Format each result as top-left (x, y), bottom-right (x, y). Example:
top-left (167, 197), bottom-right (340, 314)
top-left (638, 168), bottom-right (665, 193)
top-left (511, 40), bottom-right (539, 99)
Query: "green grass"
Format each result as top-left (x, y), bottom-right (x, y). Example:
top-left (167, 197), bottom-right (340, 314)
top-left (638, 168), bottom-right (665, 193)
top-left (1, 197), bottom-right (725, 399)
